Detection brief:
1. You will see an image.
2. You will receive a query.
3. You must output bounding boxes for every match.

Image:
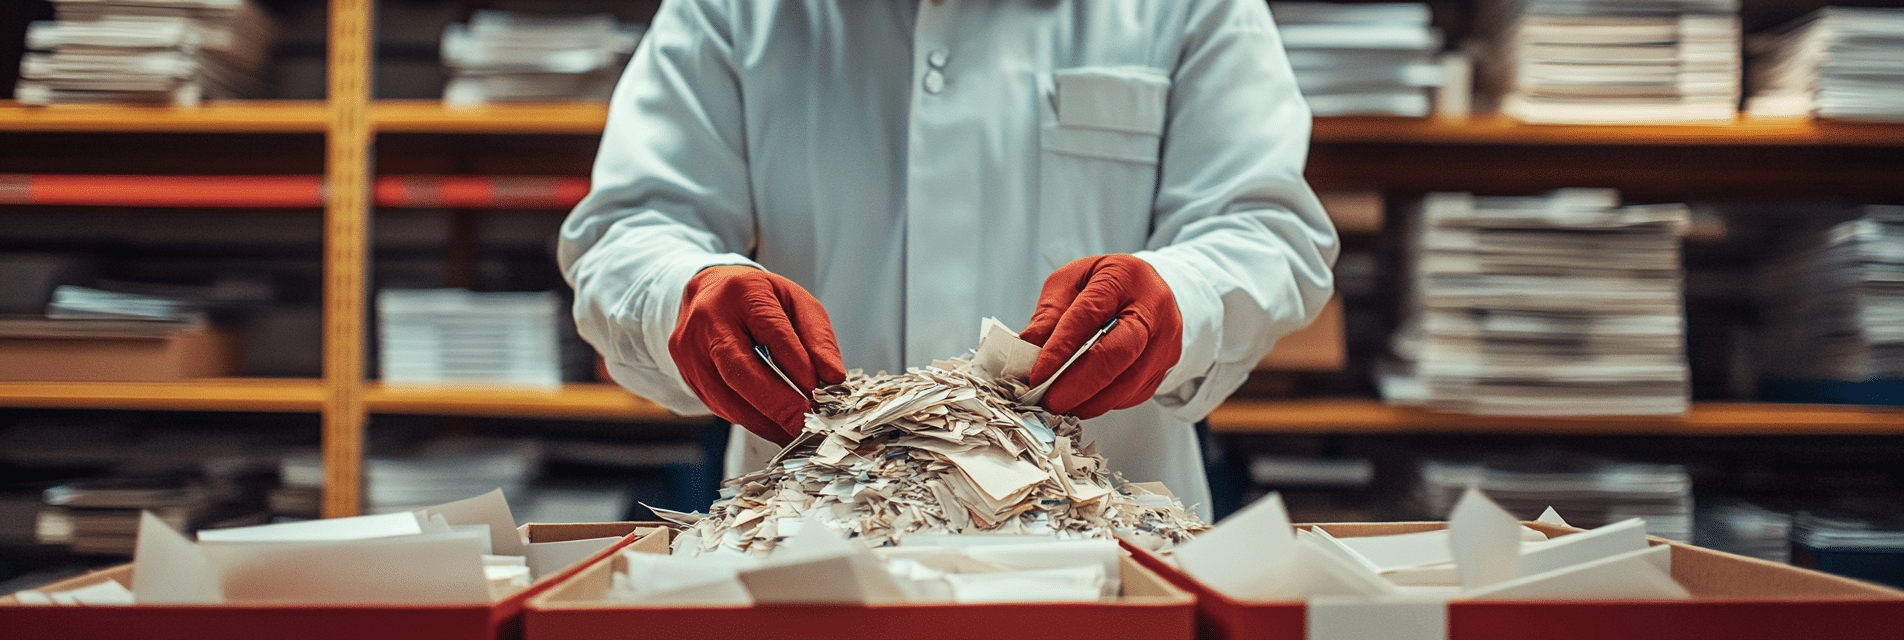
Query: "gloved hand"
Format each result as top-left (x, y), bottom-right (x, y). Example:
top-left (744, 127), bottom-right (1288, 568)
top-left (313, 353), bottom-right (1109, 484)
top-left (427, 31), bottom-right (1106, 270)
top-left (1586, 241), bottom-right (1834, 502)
top-left (1018, 254), bottom-right (1183, 419)
top-left (668, 265), bottom-right (845, 445)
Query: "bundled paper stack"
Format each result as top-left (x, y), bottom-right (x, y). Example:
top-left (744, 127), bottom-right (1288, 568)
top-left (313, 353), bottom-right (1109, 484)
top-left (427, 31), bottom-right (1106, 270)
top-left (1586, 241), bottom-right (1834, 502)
top-left (272, 437), bottom-right (542, 518)
top-left (1693, 500), bottom-right (1791, 563)
top-left (1383, 189), bottom-right (1692, 415)
top-left (672, 319), bottom-right (1206, 557)
top-left (440, 10), bottom-right (643, 107)
top-left (1474, 0), bottom-right (1741, 123)
top-left (1417, 458), bottom-right (1694, 542)
top-left (1756, 206), bottom-right (1904, 385)
top-left (1746, 8), bottom-right (1904, 121)
top-left (11, 490), bottom-right (619, 606)
top-left (1269, 2), bottom-right (1446, 117)
top-left (1166, 489), bottom-right (1689, 604)
top-left (16, 0), bottom-right (275, 106)
top-left (377, 289), bottom-right (563, 389)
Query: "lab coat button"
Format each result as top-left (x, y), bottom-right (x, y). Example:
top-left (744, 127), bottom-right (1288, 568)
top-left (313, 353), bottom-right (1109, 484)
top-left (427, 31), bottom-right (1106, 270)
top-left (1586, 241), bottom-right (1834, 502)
top-left (928, 48), bottom-right (949, 67)
top-left (923, 70), bottom-right (945, 94)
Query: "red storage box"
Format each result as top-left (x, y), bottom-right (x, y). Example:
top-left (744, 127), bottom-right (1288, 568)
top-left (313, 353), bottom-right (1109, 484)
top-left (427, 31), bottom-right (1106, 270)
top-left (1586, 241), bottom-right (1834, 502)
top-left (0, 521), bottom-right (666, 640)
top-left (1129, 521), bottom-right (1904, 640)
top-left (525, 529), bottom-right (1196, 640)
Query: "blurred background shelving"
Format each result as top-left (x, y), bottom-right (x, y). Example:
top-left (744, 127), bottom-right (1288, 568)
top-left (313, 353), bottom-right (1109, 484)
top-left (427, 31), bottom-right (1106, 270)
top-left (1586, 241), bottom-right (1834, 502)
top-left (4, 0), bottom-right (1904, 591)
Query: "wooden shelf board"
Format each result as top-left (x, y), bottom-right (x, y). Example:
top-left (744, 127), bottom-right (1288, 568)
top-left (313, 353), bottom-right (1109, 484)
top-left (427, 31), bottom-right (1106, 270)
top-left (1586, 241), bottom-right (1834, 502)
top-left (1312, 115), bottom-right (1904, 147)
top-left (364, 382), bottom-right (695, 422)
top-left (0, 378), bottom-right (324, 412)
top-left (371, 101), bottom-right (608, 134)
top-left (1208, 399), bottom-right (1904, 436)
top-left (0, 101), bottom-right (330, 133)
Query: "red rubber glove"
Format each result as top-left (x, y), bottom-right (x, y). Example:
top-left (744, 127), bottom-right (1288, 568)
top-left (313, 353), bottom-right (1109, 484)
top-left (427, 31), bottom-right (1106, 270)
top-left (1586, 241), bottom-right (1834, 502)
top-left (1018, 254), bottom-right (1183, 419)
top-left (668, 265), bottom-right (846, 445)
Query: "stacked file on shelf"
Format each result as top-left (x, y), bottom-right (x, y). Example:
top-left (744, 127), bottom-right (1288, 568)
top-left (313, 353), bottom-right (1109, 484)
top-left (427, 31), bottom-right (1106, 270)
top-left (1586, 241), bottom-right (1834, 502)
top-left (1746, 8), bottom-right (1904, 122)
top-left (377, 288), bottom-right (563, 389)
top-left (1694, 500), bottom-right (1791, 563)
top-left (1474, 0), bottom-right (1741, 123)
top-left (274, 437), bottom-right (541, 517)
top-left (15, 0), bottom-right (275, 106)
top-left (1384, 189), bottom-right (1692, 415)
top-left (1418, 457), bottom-right (1695, 541)
top-left (1269, 2), bottom-right (1445, 117)
top-left (440, 10), bottom-right (643, 107)
top-left (1756, 206), bottom-right (1904, 384)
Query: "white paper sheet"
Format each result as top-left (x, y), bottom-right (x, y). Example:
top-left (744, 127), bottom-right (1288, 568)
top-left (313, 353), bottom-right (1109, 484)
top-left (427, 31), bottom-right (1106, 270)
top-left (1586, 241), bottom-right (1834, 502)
top-left (1171, 493), bottom-right (1299, 599)
top-left (1308, 595), bottom-right (1449, 640)
top-left (1465, 544), bottom-right (1687, 601)
top-left (943, 565), bottom-right (1105, 603)
top-left (1517, 518), bottom-right (1649, 578)
top-left (418, 488), bottom-right (526, 556)
top-left (195, 511), bottom-right (423, 543)
top-left (200, 530), bottom-right (491, 604)
top-left (131, 511), bottom-right (222, 604)
top-left (1447, 487), bottom-right (1522, 590)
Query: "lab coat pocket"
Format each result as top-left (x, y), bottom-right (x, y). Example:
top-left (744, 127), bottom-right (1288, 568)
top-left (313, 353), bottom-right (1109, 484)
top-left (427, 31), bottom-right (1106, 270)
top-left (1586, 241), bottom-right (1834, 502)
top-left (1038, 67), bottom-right (1169, 270)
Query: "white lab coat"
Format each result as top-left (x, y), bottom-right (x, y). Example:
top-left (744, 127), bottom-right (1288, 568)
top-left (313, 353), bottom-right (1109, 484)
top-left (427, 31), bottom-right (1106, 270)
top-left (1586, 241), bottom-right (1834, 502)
top-left (559, 0), bottom-right (1338, 521)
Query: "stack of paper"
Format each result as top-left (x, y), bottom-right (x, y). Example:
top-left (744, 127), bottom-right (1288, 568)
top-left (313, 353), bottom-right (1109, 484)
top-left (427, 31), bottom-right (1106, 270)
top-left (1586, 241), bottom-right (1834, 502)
top-left (440, 10), bottom-right (643, 107)
top-left (1693, 500), bottom-right (1791, 563)
top-left (16, 0), bottom-right (275, 106)
top-left (1270, 3), bottom-right (1446, 116)
top-left (605, 526), bottom-right (1123, 605)
top-left (669, 319), bottom-right (1206, 557)
top-left (1756, 206), bottom-right (1904, 384)
top-left (377, 289), bottom-right (563, 389)
top-left (1383, 189), bottom-right (1693, 415)
top-left (1167, 489), bottom-right (1688, 606)
top-left (1474, 0), bottom-right (1741, 123)
top-left (272, 436), bottom-right (541, 519)
top-left (1417, 458), bottom-right (1694, 541)
top-left (1746, 8), bottom-right (1904, 121)
top-left (10, 489), bottom-right (622, 606)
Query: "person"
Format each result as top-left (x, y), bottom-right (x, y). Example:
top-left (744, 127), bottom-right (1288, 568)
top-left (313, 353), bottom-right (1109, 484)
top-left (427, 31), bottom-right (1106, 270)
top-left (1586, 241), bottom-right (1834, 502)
top-left (559, 0), bottom-right (1338, 521)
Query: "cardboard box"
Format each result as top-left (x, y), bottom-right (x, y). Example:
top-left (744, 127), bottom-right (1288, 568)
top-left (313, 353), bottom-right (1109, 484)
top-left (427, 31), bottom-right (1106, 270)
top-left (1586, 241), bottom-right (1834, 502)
top-left (0, 521), bottom-right (667, 640)
top-left (525, 529), bottom-right (1196, 640)
top-left (1129, 521), bottom-right (1904, 640)
top-left (0, 328), bottom-right (237, 382)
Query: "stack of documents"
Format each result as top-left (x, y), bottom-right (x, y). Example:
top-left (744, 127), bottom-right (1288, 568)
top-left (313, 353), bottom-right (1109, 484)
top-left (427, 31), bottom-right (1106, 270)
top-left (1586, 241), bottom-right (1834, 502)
top-left (1166, 489), bottom-right (1689, 603)
top-left (440, 10), bottom-right (643, 107)
top-left (16, 0), bottom-right (275, 105)
top-left (1693, 500), bottom-right (1791, 563)
top-left (274, 436), bottom-right (541, 518)
top-left (1417, 458), bottom-right (1694, 541)
top-left (1269, 2), bottom-right (1446, 116)
top-left (606, 526), bottom-right (1123, 605)
top-left (1383, 189), bottom-right (1693, 416)
top-left (669, 319), bottom-right (1206, 557)
top-left (1756, 206), bottom-right (1904, 383)
top-left (1474, 0), bottom-right (1741, 123)
top-left (377, 289), bottom-right (563, 389)
top-left (11, 489), bottom-right (623, 606)
top-left (37, 473), bottom-right (220, 556)
top-left (1746, 8), bottom-right (1904, 121)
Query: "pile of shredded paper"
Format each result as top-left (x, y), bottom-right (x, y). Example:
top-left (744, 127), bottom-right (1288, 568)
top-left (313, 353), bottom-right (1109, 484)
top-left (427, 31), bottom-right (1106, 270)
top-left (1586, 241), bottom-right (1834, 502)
top-left (677, 319), bottom-right (1208, 555)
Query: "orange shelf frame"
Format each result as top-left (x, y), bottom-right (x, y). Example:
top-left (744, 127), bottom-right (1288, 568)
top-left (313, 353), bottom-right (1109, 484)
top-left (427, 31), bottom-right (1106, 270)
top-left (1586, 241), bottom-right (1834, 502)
top-left (1208, 399), bottom-right (1904, 436)
top-left (0, 378), bottom-right (325, 413)
top-left (363, 382), bottom-right (693, 422)
top-left (0, 100), bottom-right (331, 133)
